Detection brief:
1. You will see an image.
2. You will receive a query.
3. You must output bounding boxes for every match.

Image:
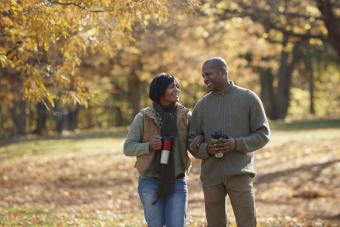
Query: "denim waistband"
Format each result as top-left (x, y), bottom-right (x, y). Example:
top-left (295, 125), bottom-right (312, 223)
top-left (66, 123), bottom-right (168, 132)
top-left (140, 173), bottom-right (185, 180)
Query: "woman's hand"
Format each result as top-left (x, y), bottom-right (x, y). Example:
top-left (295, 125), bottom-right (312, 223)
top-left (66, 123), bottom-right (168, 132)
top-left (149, 135), bottom-right (162, 151)
top-left (189, 134), bottom-right (204, 151)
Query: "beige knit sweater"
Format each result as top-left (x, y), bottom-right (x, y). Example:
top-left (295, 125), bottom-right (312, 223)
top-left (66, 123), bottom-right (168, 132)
top-left (189, 82), bottom-right (270, 187)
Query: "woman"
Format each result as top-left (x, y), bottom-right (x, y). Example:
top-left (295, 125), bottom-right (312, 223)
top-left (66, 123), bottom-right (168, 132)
top-left (123, 73), bottom-right (201, 227)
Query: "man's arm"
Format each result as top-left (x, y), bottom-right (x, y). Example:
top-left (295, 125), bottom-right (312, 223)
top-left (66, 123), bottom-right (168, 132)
top-left (234, 91), bottom-right (271, 153)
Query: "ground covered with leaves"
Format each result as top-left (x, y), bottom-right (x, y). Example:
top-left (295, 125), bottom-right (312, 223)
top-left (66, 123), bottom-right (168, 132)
top-left (0, 122), bottom-right (339, 226)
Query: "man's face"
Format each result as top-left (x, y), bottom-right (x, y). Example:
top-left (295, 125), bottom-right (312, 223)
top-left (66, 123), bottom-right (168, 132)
top-left (202, 63), bottom-right (224, 91)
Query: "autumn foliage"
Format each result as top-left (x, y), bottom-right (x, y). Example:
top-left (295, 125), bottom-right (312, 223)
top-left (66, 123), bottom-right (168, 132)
top-left (0, 2), bottom-right (339, 135)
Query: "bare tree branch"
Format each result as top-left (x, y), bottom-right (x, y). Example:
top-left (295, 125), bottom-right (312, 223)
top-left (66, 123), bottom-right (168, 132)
top-left (50, 0), bottom-right (115, 13)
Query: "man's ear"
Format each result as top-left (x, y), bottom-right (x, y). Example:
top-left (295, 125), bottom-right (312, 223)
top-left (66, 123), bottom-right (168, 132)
top-left (219, 67), bottom-right (227, 76)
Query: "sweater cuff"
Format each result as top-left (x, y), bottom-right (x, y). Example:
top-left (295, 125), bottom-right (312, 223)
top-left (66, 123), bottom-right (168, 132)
top-left (139, 142), bottom-right (151, 156)
top-left (235, 138), bottom-right (246, 154)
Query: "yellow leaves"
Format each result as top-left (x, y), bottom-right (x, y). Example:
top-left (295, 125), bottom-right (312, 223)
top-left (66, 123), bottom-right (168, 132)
top-left (63, 36), bottom-right (87, 61)
top-left (216, 1), bottom-right (238, 11)
top-left (125, 46), bottom-right (141, 55)
top-left (230, 17), bottom-right (243, 25)
top-left (79, 27), bottom-right (97, 42)
top-left (304, 23), bottom-right (311, 30)
top-left (55, 74), bottom-right (70, 86)
top-left (22, 38), bottom-right (38, 53)
top-left (0, 46), bottom-right (16, 68)
top-left (0, 54), bottom-right (9, 68)
top-left (305, 5), bottom-right (320, 17)
top-left (66, 90), bottom-right (89, 108)
top-left (195, 26), bottom-right (209, 38)
top-left (0, 0), bottom-right (196, 107)
top-left (0, 0), bottom-right (21, 15)
top-left (309, 39), bottom-right (323, 46)
top-left (25, 3), bottom-right (71, 51)
top-left (0, 16), bottom-right (14, 27)
top-left (139, 72), bottom-right (151, 81)
top-left (23, 73), bottom-right (56, 107)
top-left (216, 1), bottom-right (228, 10)
top-left (43, 41), bottom-right (50, 52)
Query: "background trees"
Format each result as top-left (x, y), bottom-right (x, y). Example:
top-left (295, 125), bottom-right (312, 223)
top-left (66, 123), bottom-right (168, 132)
top-left (204, 0), bottom-right (339, 119)
top-left (0, 0), bottom-right (339, 137)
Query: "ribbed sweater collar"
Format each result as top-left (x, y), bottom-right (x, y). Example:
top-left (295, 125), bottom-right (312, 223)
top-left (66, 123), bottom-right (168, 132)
top-left (211, 81), bottom-right (235, 96)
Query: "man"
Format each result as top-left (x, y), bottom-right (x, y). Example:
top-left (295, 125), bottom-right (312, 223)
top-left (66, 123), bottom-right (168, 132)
top-left (189, 57), bottom-right (270, 227)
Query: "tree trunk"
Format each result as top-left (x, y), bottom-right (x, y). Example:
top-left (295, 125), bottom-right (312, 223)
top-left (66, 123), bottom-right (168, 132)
top-left (114, 105), bottom-right (125, 126)
top-left (113, 94), bottom-right (126, 126)
top-left (67, 106), bottom-right (79, 131)
top-left (304, 48), bottom-right (315, 114)
top-left (36, 102), bottom-right (47, 135)
top-left (55, 105), bottom-right (79, 133)
top-left (55, 104), bottom-right (63, 134)
top-left (86, 103), bottom-right (94, 128)
top-left (274, 38), bottom-right (302, 119)
top-left (10, 100), bottom-right (26, 135)
top-left (128, 64), bottom-right (143, 117)
top-left (110, 78), bottom-right (128, 126)
top-left (276, 50), bottom-right (291, 119)
top-left (259, 68), bottom-right (276, 119)
top-left (0, 105), bottom-right (3, 135)
top-left (316, 0), bottom-right (340, 58)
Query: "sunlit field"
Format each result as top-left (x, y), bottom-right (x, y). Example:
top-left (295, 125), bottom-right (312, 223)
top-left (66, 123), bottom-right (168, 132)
top-left (0, 120), bottom-right (339, 226)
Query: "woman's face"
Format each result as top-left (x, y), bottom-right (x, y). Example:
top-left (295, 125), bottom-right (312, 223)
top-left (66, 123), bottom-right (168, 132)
top-left (159, 80), bottom-right (180, 105)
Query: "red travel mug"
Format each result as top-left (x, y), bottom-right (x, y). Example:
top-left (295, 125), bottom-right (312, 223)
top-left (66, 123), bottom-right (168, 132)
top-left (160, 137), bottom-right (173, 164)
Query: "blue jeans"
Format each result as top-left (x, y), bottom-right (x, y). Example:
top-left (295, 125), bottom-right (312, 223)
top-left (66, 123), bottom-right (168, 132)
top-left (138, 176), bottom-right (188, 227)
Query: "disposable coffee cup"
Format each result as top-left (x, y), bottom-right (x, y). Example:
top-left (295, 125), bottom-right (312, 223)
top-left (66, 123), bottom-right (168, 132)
top-left (211, 138), bottom-right (224, 158)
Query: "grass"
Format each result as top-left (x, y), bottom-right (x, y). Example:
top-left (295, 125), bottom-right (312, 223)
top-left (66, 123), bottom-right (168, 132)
top-left (0, 137), bottom-right (123, 165)
top-left (0, 206), bottom-right (145, 226)
top-left (0, 207), bottom-right (58, 226)
top-left (269, 118), bottom-right (340, 131)
top-left (0, 119), bottom-right (339, 226)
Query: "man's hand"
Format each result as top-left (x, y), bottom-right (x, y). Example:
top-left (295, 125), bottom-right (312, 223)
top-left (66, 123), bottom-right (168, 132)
top-left (207, 138), bottom-right (236, 155)
top-left (149, 135), bottom-right (162, 151)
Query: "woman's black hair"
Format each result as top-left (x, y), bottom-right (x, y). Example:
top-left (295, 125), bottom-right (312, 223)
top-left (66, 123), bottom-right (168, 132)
top-left (149, 73), bottom-right (176, 103)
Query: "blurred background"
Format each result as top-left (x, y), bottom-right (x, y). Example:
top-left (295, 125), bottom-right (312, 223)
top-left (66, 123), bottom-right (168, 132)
top-left (0, 0), bottom-right (339, 137)
top-left (0, 0), bottom-right (339, 226)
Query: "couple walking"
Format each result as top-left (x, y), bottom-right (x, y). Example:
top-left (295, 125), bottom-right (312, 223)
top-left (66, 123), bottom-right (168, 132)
top-left (123, 57), bottom-right (270, 227)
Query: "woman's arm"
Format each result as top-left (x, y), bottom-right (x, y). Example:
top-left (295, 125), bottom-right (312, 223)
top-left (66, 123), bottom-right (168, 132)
top-left (123, 113), bottom-right (150, 156)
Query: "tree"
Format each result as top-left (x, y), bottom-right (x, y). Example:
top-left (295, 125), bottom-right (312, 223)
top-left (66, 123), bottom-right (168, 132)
top-left (0, 0), bottom-right (181, 107)
top-left (0, 0), bottom-right (196, 134)
top-left (204, 0), bottom-right (339, 119)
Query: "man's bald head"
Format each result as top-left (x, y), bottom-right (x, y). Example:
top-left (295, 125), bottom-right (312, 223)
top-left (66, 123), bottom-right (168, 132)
top-left (202, 57), bottom-right (228, 74)
top-left (202, 57), bottom-right (230, 92)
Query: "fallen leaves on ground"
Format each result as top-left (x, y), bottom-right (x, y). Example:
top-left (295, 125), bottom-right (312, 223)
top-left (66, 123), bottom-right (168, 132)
top-left (0, 129), bottom-right (339, 226)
